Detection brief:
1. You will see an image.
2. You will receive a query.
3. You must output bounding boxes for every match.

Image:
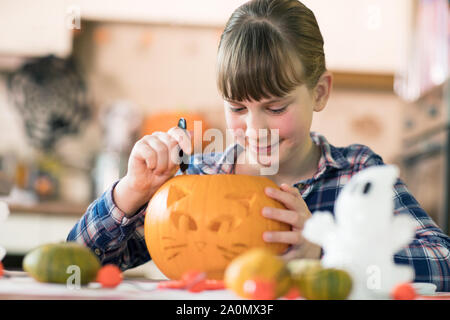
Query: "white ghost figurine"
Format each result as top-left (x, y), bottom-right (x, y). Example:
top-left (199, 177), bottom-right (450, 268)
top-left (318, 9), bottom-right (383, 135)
top-left (302, 165), bottom-right (417, 299)
top-left (0, 201), bottom-right (10, 262)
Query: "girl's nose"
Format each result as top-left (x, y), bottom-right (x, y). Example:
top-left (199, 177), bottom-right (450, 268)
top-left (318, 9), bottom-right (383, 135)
top-left (246, 129), bottom-right (272, 146)
top-left (245, 114), bottom-right (269, 141)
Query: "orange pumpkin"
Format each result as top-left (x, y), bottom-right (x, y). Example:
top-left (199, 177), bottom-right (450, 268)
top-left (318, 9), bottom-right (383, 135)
top-left (141, 111), bottom-right (211, 151)
top-left (144, 174), bottom-right (290, 280)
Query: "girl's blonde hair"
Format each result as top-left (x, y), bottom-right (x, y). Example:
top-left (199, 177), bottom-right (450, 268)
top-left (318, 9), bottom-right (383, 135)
top-left (217, 0), bottom-right (326, 102)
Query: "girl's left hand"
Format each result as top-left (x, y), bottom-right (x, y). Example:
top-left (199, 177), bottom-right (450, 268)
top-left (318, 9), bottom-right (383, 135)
top-left (262, 183), bottom-right (322, 261)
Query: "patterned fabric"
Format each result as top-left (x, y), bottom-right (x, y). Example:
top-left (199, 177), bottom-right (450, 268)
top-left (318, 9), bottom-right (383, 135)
top-left (67, 131), bottom-right (450, 291)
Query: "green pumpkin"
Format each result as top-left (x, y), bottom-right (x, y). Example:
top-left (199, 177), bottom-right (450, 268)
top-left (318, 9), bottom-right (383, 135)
top-left (294, 268), bottom-right (353, 300)
top-left (23, 242), bottom-right (101, 285)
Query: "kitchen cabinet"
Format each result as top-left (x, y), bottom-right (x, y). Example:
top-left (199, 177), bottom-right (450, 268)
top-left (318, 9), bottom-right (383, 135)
top-left (0, 203), bottom-right (166, 279)
top-left (0, 0), bottom-right (73, 57)
top-left (399, 81), bottom-right (449, 234)
top-left (395, 0), bottom-right (449, 234)
top-left (0, 0), bottom-right (414, 74)
top-left (75, 0), bottom-right (413, 74)
top-left (304, 0), bottom-right (414, 74)
top-left (0, 206), bottom-right (82, 255)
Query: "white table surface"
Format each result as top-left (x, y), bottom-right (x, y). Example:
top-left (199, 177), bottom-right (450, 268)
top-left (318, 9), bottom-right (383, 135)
top-left (0, 273), bottom-right (242, 300)
top-left (1, 272), bottom-right (447, 300)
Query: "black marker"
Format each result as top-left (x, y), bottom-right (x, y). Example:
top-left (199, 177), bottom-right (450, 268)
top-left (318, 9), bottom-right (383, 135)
top-left (177, 118), bottom-right (189, 174)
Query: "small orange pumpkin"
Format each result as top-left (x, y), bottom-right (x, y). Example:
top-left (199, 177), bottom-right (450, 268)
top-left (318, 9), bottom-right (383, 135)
top-left (144, 174), bottom-right (290, 280)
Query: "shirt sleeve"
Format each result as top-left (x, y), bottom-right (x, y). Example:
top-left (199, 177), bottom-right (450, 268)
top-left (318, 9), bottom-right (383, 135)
top-left (66, 180), bottom-right (150, 271)
top-left (362, 154), bottom-right (450, 292)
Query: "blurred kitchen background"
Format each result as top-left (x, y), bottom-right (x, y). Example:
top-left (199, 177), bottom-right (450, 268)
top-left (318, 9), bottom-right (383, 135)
top-left (0, 0), bottom-right (448, 277)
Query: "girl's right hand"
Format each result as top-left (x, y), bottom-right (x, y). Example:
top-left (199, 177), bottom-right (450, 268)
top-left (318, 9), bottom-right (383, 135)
top-left (113, 127), bottom-right (192, 216)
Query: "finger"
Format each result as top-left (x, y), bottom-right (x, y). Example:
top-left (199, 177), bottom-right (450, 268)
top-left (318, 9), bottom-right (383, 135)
top-left (265, 187), bottom-right (298, 211)
top-left (280, 183), bottom-right (301, 196)
top-left (167, 126), bottom-right (192, 155)
top-left (133, 139), bottom-right (157, 169)
top-left (262, 207), bottom-right (304, 229)
top-left (280, 247), bottom-right (300, 261)
top-left (152, 132), bottom-right (180, 169)
top-left (263, 231), bottom-right (303, 245)
top-left (142, 136), bottom-right (169, 175)
top-left (280, 184), bottom-right (312, 219)
top-left (152, 131), bottom-right (179, 149)
top-left (280, 241), bottom-right (322, 261)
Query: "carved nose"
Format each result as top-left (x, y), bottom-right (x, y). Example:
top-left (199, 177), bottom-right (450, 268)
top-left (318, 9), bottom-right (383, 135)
top-left (195, 241), bottom-right (206, 251)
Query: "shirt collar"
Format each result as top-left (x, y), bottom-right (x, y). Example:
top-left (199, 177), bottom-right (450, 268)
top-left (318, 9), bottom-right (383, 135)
top-left (311, 131), bottom-right (351, 175)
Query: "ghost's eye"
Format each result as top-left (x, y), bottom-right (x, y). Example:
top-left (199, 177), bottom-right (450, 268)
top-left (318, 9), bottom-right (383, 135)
top-left (363, 182), bottom-right (372, 194)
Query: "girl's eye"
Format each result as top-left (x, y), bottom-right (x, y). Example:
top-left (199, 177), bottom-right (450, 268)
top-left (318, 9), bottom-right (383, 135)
top-left (268, 106), bottom-right (288, 114)
top-left (229, 107), bottom-right (246, 113)
top-left (228, 103), bottom-right (289, 114)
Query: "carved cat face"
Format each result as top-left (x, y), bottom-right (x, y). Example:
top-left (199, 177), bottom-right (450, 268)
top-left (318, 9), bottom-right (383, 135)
top-left (144, 174), bottom-right (290, 280)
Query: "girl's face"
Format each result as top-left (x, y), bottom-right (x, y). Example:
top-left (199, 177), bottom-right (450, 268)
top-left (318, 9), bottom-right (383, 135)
top-left (224, 84), bottom-right (316, 167)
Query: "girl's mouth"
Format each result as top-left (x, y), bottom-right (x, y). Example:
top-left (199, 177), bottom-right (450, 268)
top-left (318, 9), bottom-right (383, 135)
top-left (249, 139), bottom-right (283, 154)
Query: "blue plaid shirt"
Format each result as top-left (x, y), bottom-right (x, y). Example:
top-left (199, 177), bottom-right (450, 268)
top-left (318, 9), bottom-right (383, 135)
top-left (67, 132), bottom-right (450, 292)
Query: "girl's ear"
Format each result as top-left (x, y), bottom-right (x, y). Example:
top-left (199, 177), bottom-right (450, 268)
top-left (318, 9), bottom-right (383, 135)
top-left (313, 71), bottom-right (333, 112)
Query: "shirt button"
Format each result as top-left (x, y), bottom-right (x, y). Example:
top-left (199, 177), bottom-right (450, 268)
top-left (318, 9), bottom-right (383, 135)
top-left (94, 248), bottom-right (101, 255)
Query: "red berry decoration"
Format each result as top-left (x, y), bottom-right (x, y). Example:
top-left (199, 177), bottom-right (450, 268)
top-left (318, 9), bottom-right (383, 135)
top-left (182, 270), bottom-right (206, 286)
top-left (181, 270), bottom-right (207, 293)
top-left (243, 279), bottom-right (275, 300)
top-left (156, 270), bottom-right (225, 293)
top-left (157, 280), bottom-right (186, 289)
top-left (204, 279), bottom-right (225, 290)
top-left (391, 282), bottom-right (417, 300)
top-left (188, 280), bottom-right (208, 293)
top-left (96, 264), bottom-right (123, 288)
top-left (157, 276), bottom-right (225, 292)
top-left (0, 262), bottom-right (4, 278)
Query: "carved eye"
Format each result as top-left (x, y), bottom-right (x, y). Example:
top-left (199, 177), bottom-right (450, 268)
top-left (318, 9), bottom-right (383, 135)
top-left (208, 215), bottom-right (241, 233)
top-left (171, 211), bottom-right (197, 231)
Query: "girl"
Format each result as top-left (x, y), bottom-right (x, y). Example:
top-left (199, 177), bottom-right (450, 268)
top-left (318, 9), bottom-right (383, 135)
top-left (68, 0), bottom-right (450, 291)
